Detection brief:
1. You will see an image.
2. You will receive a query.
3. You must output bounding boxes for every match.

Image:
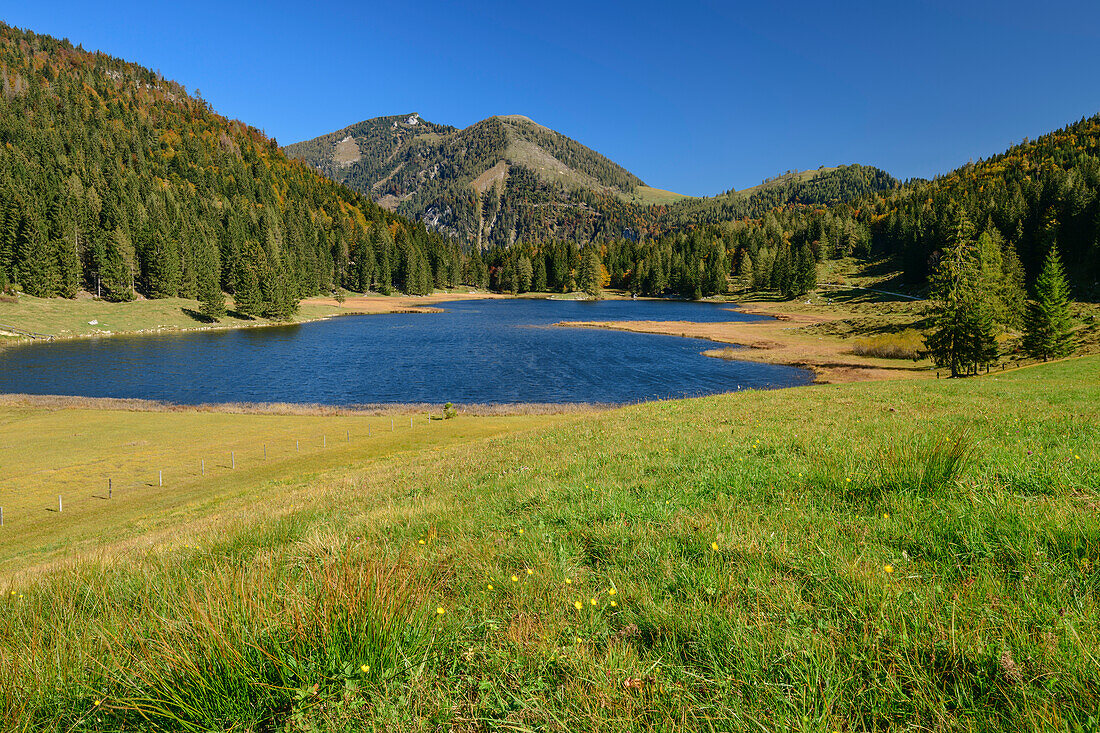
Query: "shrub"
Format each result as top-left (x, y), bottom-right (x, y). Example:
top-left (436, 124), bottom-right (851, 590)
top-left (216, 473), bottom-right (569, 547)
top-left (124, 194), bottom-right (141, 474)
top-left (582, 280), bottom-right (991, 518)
top-left (443, 402), bottom-right (457, 419)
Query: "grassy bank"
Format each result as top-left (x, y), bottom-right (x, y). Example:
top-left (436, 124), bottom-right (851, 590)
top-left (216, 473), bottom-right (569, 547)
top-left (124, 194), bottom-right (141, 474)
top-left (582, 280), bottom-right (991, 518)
top-left (2, 358), bottom-right (1097, 730)
top-left (0, 291), bottom-right (502, 343)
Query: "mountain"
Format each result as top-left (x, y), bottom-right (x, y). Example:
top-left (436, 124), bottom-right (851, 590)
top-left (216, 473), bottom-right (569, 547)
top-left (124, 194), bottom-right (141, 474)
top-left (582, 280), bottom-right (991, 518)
top-left (287, 115), bottom-right (905, 247)
top-left (285, 113), bottom-right (658, 246)
top-left (0, 24), bottom-right (463, 311)
top-left (660, 164), bottom-right (901, 226)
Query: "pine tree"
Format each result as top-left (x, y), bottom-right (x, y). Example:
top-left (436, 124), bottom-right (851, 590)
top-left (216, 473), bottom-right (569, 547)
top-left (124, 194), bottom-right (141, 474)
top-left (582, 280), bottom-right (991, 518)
top-left (198, 269), bottom-right (227, 321)
top-left (1022, 244), bottom-right (1076, 360)
top-left (15, 212), bottom-right (58, 297)
top-left (232, 241), bottom-right (264, 318)
top-left (516, 255), bottom-right (533, 293)
top-left (54, 236), bottom-right (81, 298)
top-left (100, 227), bottom-right (135, 302)
top-left (924, 212), bottom-right (998, 376)
top-left (142, 230), bottom-right (180, 298)
top-left (532, 254), bottom-right (547, 292)
top-left (579, 247), bottom-right (602, 299)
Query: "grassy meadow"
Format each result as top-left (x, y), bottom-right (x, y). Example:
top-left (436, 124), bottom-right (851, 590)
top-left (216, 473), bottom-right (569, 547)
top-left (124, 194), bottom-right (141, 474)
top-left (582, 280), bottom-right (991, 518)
top-left (1, 359), bottom-right (1099, 731)
top-left (0, 294), bottom-right (350, 341)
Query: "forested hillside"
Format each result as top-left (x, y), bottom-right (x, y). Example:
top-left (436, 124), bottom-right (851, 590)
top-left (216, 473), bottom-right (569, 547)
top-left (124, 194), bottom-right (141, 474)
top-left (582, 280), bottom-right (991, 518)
top-left (0, 24), bottom-right (463, 315)
top-left (285, 113), bottom-right (648, 246)
top-left (660, 164), bottom-right (900, 225)
top-left (874, 116), bottom-right (1100, 288)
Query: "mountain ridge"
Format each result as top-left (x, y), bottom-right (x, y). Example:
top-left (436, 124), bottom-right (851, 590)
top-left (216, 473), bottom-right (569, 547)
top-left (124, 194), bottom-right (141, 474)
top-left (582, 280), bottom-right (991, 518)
top-left (284, 112), bottom-right (651, 246)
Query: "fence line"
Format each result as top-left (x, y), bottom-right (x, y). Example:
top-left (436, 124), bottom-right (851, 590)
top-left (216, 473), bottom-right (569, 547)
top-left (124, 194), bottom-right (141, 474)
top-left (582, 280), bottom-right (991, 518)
top-left (0, 322), bottom-right (54, 340)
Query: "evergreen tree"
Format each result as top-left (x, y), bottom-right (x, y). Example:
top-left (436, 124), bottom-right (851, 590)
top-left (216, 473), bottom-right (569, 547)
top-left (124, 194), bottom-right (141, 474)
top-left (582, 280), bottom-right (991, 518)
top-left (516, 255), bottom-right (533, 293)
top-left (924, 212), bottom-right (999, 376)
top-left (579, 247), bottom-right (602, 298)
top-left (100, 227), bottom-right (135, 302)
top-left (791, 242), bottom-right (817, 296)
top-left (142, 230), bottom-right (180, 298)
top-left (232, 241), bottom-right (264, 318)
top-left (15, 212), bottom-right (57, 297)
top-left (198, 269), bottom-right (227, 321)
top-left (54, 235), bottom-right (81, 298)
top-left (1021, 244), bottom-right (1076, 360)
top-left (532, 254), bottom-right (547, 292)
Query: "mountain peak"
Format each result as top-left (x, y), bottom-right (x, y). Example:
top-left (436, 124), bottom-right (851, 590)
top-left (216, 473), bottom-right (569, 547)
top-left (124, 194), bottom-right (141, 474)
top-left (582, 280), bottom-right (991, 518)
top-left (285, 113), bottom-right (645, 246)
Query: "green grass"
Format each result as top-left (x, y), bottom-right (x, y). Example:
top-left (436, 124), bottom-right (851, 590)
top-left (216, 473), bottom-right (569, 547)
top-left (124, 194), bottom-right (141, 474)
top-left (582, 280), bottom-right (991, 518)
top-left (630, 186), bottom-right (690, 206)
top-left (0, 294), bottom-right (347, 340)
top-left (2, 360), bottom-right (1099, 730)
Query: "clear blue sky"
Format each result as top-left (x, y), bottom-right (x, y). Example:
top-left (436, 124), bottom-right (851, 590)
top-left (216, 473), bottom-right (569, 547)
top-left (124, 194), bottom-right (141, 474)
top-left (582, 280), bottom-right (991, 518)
top-left (4, 1), bottom-right (1100, 196)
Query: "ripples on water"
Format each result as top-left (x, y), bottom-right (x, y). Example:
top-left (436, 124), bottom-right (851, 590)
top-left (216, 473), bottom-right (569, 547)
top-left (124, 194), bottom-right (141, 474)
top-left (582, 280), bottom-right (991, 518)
top-left (0, 299), bottom-right (814, 404)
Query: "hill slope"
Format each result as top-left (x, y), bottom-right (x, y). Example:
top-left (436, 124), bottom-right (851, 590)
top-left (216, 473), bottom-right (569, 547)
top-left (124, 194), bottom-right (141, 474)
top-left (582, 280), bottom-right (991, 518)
top-left (286, 113), bottom-right (651, 246)
top-left (3, 358), bottom-right (1098, 729)
top-left (0, 24), bottom-right (462, 311)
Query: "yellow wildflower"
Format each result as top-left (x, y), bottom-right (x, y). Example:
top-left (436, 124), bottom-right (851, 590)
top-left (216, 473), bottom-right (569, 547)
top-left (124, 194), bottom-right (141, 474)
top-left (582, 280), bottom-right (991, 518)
top-left (436, 606), bottom-right (446, 615)
top-left (574, 600), bottom-right (583, 610)
top-left (526, 568), bottom-right (533, 575)
top-left (590, 598), bottom-right (598, 606)
top-left (884, 565), bottom-right (894, 574)
top-left (360, 664), bottom-right (369, 673)
top-left (511, 575), bottom-right (519, 582)
top-left (711, 542), bottom-right (719, 551)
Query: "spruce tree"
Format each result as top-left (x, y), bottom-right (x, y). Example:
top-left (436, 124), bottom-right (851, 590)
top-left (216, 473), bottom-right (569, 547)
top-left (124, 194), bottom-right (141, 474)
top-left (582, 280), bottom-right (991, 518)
top-left (15, 212), bottom-right (57, 297)
top-left (517, 255), bottom-right (533, 293)
top-left (54, 236), bottom-right (81, 298)
top-left (232, 241), bottom-right (264, 318)
top-left (579, 248), bottom-right (602, 299)
top-left (532, 254), bottom-right (547, 292)
top-left (198, 269), bottom-right (227, 321)
top-left (1022, 244), bottom-right (1076, 360)
top-left (924, 212), bottom-right (999, 376)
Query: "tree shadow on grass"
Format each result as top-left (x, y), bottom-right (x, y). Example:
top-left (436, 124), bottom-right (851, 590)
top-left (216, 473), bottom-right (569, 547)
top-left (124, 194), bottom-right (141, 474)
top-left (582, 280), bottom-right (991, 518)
top-left (182, 307), bottom-right (216, 324)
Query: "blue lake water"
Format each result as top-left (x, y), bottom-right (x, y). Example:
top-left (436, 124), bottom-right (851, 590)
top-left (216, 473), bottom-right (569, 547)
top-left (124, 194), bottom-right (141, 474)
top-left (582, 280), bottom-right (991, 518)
top-left (0, 299), bottom-right (813, 404)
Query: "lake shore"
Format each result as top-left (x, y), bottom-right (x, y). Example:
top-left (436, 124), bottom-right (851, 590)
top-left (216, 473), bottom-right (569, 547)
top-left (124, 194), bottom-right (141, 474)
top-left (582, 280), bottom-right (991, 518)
top-left (0, 291), bottom-right (509, 345)
top-left (556, 299), bottom-right (934, 384)
top-left (0, 392), bottom-right (607, 416)
top-left (1, 288), bottom-right (937, 387)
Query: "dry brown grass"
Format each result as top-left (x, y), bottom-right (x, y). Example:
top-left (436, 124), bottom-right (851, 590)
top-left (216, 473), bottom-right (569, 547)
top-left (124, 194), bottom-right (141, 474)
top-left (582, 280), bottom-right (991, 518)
top-left (557, 301), bottom-right (933, 384)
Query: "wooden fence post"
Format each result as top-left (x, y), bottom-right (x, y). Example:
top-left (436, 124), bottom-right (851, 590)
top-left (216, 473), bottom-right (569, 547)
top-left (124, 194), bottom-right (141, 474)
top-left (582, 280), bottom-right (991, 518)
top-left (108, 478), bottom-right (112, 499)
top-left (159, 470), bottom-right (163, 486)
top-left (232, 452), bottom-right (235, 469)
top-left (58, 495), bottom-right (63, 513)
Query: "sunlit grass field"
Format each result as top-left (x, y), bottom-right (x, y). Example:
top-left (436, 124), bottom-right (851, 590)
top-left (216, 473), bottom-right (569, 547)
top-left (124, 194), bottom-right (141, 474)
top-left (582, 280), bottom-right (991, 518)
top-left (2, 359), bottom-right (1098, 731)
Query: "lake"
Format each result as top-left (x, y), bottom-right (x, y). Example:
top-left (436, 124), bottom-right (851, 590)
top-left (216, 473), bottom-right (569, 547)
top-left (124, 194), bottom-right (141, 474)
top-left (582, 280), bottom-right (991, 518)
top-left (0, 299), bottom-right (814, 404)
